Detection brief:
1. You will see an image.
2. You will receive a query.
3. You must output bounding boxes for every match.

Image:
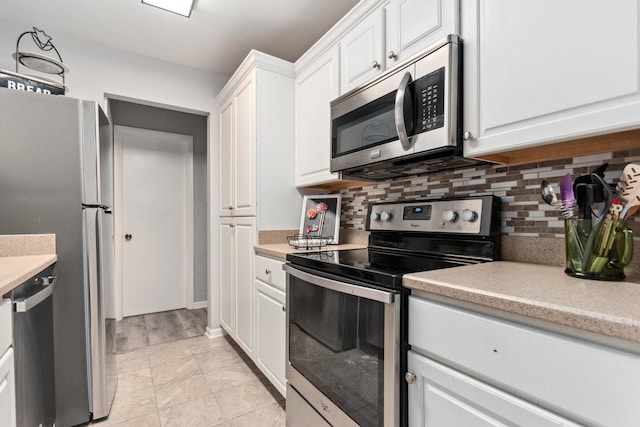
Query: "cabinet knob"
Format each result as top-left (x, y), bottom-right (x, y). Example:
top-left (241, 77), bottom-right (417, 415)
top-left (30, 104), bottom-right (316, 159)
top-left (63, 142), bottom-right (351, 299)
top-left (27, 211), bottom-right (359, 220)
top-left (282, 305), bottom-right (286, 312)
top-left (124, 233), bottom-right (132, 241)
top-left (463, 131), bottom-right (473, 141)
top-left (387, 51), bottom-right (396, 60)
top-left (405, 372), bottom-right (417, 384)
top-left (265, 269), bottom-right (271, 275)
top-left (229, 224), bottom-right (235, 228)
top-left (372, 60), bottom-right (380, 69)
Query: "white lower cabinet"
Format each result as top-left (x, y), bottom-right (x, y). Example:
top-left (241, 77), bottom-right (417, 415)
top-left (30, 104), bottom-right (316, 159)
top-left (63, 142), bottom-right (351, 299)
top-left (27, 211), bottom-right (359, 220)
top-left (219, 217), bottom-right (256, 358)
top-left (408, 295), bottom-right (640, 426)
top-left (254, 255), bottom-right (286, 397)
top-left (0, 299), bottom-right (16, 427)
top-left (255, 279), bottom-right (286, 397)
top-left (407, 351), bottom-right (578, 426)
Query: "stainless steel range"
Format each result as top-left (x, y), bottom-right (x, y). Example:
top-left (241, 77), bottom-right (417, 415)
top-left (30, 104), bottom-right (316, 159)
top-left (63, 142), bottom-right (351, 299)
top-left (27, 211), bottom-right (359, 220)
top-left (284, 195), bottom-right (501, 427)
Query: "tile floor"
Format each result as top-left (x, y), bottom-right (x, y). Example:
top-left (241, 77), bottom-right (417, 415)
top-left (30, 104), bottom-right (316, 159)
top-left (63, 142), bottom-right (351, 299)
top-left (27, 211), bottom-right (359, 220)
top-left (94, 312), bottom-right (285, 426)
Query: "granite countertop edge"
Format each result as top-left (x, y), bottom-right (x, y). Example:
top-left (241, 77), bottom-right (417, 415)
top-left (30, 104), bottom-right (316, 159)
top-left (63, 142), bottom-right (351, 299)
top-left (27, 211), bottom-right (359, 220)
top-left (0, 254), bottom-right (58, 296)
top-left (404, 261), bottom-right (640, 345)
top-left (254, 243), bottom-right (368, 260)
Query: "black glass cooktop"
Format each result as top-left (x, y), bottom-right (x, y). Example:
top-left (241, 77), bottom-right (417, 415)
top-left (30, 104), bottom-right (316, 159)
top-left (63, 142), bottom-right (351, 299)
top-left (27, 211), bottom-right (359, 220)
top-left (286, 248), bottom-right (472, 289)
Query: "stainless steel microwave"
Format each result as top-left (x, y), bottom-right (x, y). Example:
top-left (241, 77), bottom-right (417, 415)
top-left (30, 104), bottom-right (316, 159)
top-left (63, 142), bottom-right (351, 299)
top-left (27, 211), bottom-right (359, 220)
top-left (330, 35), bottom-right (483, 180)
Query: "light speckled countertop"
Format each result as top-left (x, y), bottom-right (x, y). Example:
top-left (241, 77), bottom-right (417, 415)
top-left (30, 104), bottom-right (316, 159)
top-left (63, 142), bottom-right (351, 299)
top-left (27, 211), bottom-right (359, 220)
top-left (254, 243), bottom-right (367, 260)
top-left (404, 261), bottom-right (640, 344)
top-left (0, 234), bottom-right (57, 296)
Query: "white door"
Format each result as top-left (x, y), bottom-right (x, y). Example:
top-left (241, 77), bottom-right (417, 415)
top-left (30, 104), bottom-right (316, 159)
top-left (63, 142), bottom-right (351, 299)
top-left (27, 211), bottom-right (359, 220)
top-left (115, 126), bottom-right (194, 317)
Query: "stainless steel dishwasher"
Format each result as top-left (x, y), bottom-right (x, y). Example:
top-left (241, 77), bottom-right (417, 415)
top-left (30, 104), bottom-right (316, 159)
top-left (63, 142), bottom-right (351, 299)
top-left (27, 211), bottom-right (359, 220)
top-left (11, 264), bottom-right (57, 427)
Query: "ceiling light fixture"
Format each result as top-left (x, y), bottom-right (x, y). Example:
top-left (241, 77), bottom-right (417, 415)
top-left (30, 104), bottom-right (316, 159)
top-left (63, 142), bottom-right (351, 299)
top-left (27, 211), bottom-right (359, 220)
top-left (141, 0), bottom-right (194, 17)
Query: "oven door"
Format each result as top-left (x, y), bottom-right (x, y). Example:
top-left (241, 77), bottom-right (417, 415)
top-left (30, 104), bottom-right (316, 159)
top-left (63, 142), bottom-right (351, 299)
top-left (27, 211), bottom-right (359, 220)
top-left (284, 264), bottom-right (400, 427)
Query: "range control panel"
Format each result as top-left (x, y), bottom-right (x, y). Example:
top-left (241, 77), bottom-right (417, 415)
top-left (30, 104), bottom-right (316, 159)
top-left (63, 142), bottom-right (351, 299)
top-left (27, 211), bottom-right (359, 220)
top-left (367, 198), bottom-right (485, 234)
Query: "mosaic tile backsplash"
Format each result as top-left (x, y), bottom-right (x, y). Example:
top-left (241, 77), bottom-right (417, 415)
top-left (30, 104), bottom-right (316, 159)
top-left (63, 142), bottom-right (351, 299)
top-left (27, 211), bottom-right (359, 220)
top-left (339, 149), bottom-right (640, 240)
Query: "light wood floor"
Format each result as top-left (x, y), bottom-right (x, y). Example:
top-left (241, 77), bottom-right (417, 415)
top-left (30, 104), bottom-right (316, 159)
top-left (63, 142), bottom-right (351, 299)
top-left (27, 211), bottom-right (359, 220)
top-left (116, 308), bottom-right (207, 353)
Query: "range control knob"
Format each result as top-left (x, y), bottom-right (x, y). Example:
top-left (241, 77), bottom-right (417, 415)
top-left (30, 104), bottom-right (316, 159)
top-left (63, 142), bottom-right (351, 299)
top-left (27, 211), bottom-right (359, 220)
top-left (461, 209), bottom-right (478, 222)
top-left (370, 212), bottom-right (380, 222)
top-left (442, 209), bottom-right (458, 223)
top-left (380, 211), bottom-right (392, 222)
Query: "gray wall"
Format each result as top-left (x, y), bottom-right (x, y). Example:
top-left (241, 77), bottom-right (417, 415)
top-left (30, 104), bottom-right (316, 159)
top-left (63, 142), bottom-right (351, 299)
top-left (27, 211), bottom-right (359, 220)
top-left (109, 99), bottom-right (208, 303)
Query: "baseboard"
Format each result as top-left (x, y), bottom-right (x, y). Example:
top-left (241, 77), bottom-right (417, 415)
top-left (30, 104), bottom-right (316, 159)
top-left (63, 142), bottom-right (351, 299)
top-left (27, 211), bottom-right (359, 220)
top-left (205, 326), bottom-right (224, 339)
top-left (193, 300), bottom-right (208, 310)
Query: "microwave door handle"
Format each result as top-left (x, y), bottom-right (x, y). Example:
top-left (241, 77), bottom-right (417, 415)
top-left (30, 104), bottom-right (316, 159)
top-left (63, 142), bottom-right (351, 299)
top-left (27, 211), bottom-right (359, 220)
top-left (395, 71), bottom-right (414, 150)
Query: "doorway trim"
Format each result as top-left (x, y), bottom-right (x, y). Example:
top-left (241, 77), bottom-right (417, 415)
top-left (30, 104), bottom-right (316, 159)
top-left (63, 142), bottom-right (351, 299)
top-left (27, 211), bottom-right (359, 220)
top-left (113, 125), bottom-right (194, 320)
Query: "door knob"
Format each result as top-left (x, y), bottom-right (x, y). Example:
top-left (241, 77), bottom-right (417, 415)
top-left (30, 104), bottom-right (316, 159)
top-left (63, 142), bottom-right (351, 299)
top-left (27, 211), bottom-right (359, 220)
top-left (124, 233), bottom-right (132, 241)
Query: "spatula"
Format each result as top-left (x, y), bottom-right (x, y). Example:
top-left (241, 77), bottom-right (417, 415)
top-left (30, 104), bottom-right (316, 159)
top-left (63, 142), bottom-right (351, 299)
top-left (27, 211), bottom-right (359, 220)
top-left (618, 163), bottom-right (640, 219)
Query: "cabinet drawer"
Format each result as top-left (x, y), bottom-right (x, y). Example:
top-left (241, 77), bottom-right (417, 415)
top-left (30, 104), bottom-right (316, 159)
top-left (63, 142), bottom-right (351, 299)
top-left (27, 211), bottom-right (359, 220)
top-left (409, 296), bottom-right (640, 426)
top-left (255, 255), bottom-right (285, 291)
top-left (0, 299), bottom-right (11, 354)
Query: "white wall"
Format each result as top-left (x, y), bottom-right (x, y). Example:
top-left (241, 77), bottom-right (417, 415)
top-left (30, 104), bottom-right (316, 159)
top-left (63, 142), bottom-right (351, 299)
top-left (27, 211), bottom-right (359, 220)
top-left (0, 21), bottom-right (228, 333)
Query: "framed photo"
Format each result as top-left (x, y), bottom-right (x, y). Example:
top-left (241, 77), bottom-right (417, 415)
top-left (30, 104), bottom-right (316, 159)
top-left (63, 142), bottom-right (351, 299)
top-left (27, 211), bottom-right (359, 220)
top-left (299, 195), bottom-right (341, 244)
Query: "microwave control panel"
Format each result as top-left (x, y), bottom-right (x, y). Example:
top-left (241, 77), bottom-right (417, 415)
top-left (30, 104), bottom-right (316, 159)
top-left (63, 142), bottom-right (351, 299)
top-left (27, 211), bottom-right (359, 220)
top-left (413, 67), bottom-right (445, 133)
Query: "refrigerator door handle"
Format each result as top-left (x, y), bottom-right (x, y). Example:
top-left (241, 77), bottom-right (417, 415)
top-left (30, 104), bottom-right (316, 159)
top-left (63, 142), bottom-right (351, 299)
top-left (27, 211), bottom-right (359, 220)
top-left (14, 276), bottom-right (58, 313)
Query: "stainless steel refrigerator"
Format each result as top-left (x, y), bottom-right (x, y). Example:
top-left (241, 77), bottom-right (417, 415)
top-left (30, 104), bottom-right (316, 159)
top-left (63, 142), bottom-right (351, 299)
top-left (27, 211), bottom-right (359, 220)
top-left (0, 88), bottom-right (117, 426)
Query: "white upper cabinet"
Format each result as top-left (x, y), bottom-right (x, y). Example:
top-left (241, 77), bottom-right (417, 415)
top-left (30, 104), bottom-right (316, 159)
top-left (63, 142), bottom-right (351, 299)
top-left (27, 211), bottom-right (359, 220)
top-left (462, 0), bottom-right (640, 159)
top-left (218, 75), bottom-right (255, 217)
top-left (340, 7), bottom-right (385, 93)
top-left (385, 0), bottom-right (459, 68)
top-left (217, 50), bottom-right (300, 228)
top-left (295, 46), bottom-right (341, 187)
top-left (340, 0), bottom-right (459, 95)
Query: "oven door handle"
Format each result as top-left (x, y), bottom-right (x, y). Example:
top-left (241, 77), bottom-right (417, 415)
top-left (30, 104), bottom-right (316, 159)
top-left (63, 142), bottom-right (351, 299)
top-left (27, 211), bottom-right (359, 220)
top-left (394, 71), bottom-right (414, 151)
top-left (284, 264), bottom-right (395, 304)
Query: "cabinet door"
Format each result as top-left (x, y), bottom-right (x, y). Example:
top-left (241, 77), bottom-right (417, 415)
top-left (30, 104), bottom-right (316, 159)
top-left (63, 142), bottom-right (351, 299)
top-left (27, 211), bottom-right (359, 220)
top-left (255, 279), bottom-right (286, 397)
top-left (295, 47), bottom-right (341, 187)
top-left (234, 77), bottom-right (256, 216)
top-left (219, 220), bottom-right (235, 335)
top-left (385, 0), bottom-right (459, 68)
top-left (462, 0), bottom-right (640, 158)
top-left (407, 351), bottom-right (580, 427)
top-left (0, 348), bottom-right (16, 427)
top-left (234, 217), bottom-right (255, 356)
top-left (340, 7), bottom-right (385, 94)
top-left (219, 100), bottom-right (234, 216)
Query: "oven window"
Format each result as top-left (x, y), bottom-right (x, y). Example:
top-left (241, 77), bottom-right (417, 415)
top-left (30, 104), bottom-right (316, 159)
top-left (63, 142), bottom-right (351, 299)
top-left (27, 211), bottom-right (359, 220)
top-left (289, 276), bottom-right (385, 427)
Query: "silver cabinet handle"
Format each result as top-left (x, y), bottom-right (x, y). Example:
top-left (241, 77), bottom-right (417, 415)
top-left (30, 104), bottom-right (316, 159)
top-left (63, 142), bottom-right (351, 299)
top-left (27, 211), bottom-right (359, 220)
top-left (395, 71), bottom-right (414, 150)
top-left (372, 60), bottom-right (380, 69)
top-left (14, 275), bottom-right (57, 312)
top-left (463, 131), bottom-right (473, 141)
top-left (388, 51), bottom-right (396, 59)
top-left (405, 372), bottom-right (417, 384)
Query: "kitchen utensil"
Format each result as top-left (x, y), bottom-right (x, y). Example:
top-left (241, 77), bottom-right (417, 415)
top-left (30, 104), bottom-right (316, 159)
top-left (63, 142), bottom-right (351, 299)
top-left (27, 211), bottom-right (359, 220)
top-left (540, 179), bottom-right (559, 206)
top-left (572, 163), bottom-right (608, 192)
top-left (617, 163), bottom-right (640, 219)
top-left (559, 173), bottom-right (576, 217)
top-left (582, 173), bottom-right (614, 270)
top-left (540, 180), bottom-right (573, 217)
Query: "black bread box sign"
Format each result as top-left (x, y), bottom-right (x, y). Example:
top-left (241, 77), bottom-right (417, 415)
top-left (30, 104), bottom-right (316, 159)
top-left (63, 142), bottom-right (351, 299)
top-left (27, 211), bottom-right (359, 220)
top-left (0, 69), bottom-right (65, 95)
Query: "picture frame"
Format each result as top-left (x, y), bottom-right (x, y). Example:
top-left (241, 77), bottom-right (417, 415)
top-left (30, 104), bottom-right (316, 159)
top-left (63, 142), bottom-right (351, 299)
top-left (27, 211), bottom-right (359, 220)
top-left (299, 195), bottom-right (341, 244)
